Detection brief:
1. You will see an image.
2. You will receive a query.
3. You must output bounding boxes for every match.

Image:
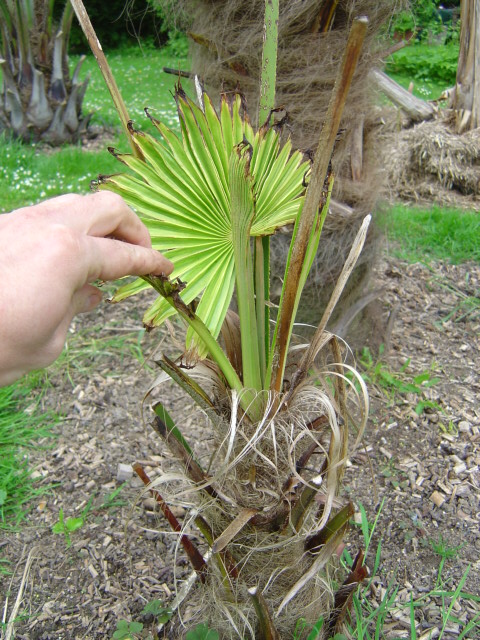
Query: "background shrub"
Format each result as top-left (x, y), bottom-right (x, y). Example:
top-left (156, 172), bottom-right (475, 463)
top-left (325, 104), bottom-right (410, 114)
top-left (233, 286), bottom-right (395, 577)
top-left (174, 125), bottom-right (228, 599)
top-left (61, 0), bottom-right (169, 51)
top-left (386, 41), bottom-right (459, 84)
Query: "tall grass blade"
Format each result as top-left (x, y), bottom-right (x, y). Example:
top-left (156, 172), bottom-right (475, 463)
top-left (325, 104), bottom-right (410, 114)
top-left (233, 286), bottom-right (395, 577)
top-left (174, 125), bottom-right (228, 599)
top-left (306, 616), bottom-right (324, 640)
top-left (410, 593), bottom-right (417, 640)
top-left (439, 567), bottom-right (470, 639)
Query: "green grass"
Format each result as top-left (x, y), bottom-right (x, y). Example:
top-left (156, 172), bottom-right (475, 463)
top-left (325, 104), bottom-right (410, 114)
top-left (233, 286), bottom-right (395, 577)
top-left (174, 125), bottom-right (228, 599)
top-left (56, 324), bottom-right (148, 385)
top-left (381, 205), bottom-right (480, 265)
top-left (385, 70), bottom-right (448, 102)
top-left (0, 377), bottom-right (56, 528)
top-left (0, 138), bottom-right (120, 212)
top-left (337, 505), bottom-right (480, 640)
top-left (0, 47), bottom-right (189, 212)
top-left (386, 42), bottom-right (458, 101)
top-left (78, 46), bottom-right (190, 129)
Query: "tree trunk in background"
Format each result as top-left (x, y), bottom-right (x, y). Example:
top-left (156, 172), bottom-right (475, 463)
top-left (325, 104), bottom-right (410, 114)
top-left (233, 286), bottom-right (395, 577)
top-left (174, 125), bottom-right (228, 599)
top-left (453, 0), bottom-right (480, 132)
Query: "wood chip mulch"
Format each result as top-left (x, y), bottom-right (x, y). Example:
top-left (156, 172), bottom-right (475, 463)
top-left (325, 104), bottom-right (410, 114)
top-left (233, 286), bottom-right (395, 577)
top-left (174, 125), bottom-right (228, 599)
top-left (1, 253), bottom-right (479, 639)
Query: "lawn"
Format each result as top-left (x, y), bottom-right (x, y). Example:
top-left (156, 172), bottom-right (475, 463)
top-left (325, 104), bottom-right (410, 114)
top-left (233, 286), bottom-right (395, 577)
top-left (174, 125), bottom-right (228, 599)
top-left (382, 205), bottom-right (480, 265)
top-left (0, 47), bottom-right (189, 212)
top-left (0, 377), bottom-right (56, 530)
top-left (385, 41), bottom-right (458, 101)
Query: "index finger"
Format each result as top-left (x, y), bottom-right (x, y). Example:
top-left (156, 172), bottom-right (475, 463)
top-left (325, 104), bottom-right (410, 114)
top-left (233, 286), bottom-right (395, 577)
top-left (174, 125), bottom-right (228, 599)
top-left (86, 236), bottom-right (174, 282)
top-left (35, 192), bottom-right (153, 248)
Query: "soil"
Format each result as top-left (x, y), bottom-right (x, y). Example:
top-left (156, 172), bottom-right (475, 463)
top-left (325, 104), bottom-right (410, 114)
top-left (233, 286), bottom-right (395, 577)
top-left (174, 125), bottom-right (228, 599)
top-left (1, 252), bottom-right (479, 640)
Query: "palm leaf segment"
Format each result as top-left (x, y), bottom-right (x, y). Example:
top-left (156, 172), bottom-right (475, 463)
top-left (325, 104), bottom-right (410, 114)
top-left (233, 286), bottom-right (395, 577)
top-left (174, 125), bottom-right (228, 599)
top-left (96, 88), bottom-right (309, 352)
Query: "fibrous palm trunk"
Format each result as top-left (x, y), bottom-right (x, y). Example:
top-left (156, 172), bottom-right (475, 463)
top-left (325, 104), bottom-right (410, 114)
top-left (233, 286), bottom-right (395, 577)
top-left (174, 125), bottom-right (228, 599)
top-left (0, 0), bottom-right (90, 144)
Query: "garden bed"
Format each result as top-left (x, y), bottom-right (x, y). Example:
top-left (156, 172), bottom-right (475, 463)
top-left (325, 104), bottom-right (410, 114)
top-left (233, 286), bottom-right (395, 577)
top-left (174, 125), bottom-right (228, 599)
top-left (1, 249), bottom-right (479, 639)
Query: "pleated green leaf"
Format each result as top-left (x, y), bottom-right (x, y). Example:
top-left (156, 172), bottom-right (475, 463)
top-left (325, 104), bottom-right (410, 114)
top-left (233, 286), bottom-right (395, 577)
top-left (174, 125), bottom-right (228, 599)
top-left (96, 89), bottom-right (309, 355)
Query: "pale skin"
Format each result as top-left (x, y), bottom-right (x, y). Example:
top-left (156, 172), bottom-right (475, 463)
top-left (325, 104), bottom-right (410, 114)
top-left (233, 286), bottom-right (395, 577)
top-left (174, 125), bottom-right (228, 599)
top-left (0, 192), bottom-right (173, 386)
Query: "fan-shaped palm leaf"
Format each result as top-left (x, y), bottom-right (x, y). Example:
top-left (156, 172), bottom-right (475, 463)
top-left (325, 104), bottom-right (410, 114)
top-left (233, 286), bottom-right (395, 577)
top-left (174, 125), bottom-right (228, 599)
top-left (94, 88), bottom-right (309, 355)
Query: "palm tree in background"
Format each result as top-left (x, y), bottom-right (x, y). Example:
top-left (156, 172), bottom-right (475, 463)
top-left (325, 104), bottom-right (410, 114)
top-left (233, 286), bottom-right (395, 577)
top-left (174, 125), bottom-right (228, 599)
top-left (0, 0), bottom-right (90, 144)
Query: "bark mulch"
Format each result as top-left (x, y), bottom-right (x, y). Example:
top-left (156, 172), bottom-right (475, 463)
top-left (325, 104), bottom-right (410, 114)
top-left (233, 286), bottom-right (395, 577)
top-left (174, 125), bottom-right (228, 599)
top-left (1, 253), bottom-right (479, 639)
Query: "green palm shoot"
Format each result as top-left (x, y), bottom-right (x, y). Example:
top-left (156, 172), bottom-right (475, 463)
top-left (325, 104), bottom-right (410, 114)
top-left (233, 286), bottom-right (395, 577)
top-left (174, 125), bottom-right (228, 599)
top-left (94, 88), bottom-right (313, 415)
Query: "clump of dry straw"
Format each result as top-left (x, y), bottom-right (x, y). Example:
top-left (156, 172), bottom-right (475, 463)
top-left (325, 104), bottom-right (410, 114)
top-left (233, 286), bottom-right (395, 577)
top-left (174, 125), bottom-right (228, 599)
top-left (381, 112), bottom-right (480, 208)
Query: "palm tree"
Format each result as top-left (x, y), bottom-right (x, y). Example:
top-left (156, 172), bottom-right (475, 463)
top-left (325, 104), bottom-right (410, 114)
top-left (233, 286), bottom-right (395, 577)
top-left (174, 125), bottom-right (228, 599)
top-left (72, 0), bottom-right (371, 636)
top-left (0, 0), bottom-right (90, 144)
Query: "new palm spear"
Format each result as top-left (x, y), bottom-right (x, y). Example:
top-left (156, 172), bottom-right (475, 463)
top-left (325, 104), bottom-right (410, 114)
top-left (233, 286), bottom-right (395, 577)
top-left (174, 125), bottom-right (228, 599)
top-left (96, 88), bottom-right (309, 400)
top-left (72, 0), bottom-right (370, 635)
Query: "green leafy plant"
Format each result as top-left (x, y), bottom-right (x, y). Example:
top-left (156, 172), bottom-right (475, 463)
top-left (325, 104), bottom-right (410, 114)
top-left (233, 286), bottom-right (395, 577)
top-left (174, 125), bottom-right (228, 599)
top-left (73, 0), bottom-right (371, 636)
top-left (52, 496), bottom-right (93, 546)
top-left (386, 42), bottom-right (459, 85)
top-left (52, 485), bottom-right (128, 547)
top-left (141, 599), bottom-right (173, 625)
top-left (358, 346), bottom-right (441, 415)
top-left (428, 535), bottom-right (466, 588)
top-left (185, 623), bottom-right (219, 640)
top-left (145, 0), bottom-right (191, 56)
top-left (390, 10), bottom-right (416, 37)
top-left (111, 619), bottom-right (144, 640)
top-left (390, 0), bottom-right (443, 40)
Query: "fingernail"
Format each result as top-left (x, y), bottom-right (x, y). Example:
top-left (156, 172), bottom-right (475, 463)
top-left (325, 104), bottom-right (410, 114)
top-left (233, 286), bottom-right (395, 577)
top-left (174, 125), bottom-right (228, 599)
top-left (153, 260), bottom-right (174, 276)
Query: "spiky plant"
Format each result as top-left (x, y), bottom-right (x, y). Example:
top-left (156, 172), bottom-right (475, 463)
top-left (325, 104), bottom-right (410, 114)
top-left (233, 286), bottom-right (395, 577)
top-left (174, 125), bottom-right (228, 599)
top-left (72, 0), bottom-right (371, 636)
top-left (0, 0), bottom-right (90, 144)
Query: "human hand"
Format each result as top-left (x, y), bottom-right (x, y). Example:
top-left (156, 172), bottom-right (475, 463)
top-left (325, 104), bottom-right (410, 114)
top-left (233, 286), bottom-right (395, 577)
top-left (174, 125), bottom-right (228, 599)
top-left (0, 192), bottom-right (173, 386)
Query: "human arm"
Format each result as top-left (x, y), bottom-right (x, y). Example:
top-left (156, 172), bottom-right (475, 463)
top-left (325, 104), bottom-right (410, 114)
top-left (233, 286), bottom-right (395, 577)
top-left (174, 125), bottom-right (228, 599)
top-left (0, 192), bottom-right (173, 386)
